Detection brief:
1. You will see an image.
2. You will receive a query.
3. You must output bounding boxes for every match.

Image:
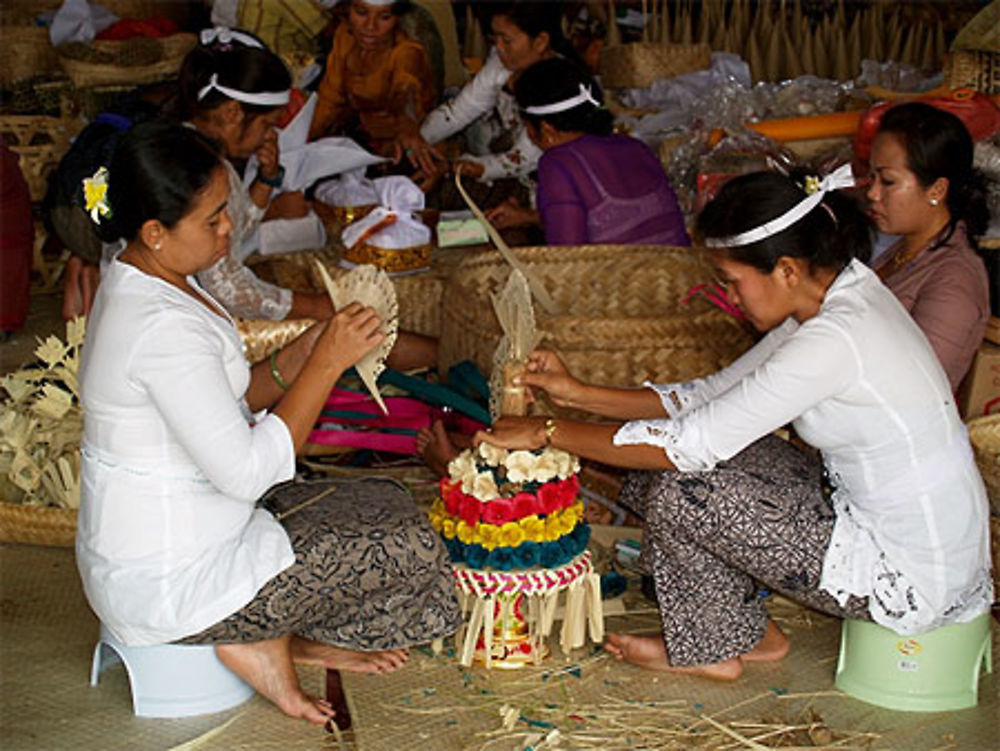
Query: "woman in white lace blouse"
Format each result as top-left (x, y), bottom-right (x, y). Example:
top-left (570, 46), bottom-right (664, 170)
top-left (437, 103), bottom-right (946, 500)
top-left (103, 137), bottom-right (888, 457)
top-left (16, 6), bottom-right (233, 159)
top-left (477, 168), bottom-right (992, 681)
top-left (178, 28), bottom-right (333, 322)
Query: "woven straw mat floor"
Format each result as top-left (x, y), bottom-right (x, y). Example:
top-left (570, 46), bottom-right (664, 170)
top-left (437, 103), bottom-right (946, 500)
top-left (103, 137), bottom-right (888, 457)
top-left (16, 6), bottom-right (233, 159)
top-left (2, 294), bottom-right (999, 750)
top-left (0, 532), bottom-right (997, 751)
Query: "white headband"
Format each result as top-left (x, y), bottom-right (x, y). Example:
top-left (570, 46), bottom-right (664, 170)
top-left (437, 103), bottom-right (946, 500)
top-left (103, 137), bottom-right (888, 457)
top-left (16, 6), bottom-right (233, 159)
top-left (197, 73), bottom-right (291, 106)
top-left (523, 83), bottom-right (601, 115)
top-left (200, 27), bottom-right (264, 49)
top-left (356, 0), bottom-right (396, 5)
top-left (704, 164), bottom-right (856, 248)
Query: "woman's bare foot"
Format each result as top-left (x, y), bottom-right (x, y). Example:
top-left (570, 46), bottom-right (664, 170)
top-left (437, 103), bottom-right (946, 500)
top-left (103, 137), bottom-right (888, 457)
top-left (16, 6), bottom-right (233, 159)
top-left (290, 635), bottom-right (409, 674)
top-left (215, 636), bottom-right (334, 725)
top-left (603, 633), bottom-right (743, 681)
top-left (417, 420), bottom-right (459, 477)
top-left (741, 620), bottom-right (789, 662)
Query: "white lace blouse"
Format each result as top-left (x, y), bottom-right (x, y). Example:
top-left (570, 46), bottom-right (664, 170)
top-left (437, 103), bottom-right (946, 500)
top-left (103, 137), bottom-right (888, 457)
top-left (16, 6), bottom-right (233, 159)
top-left (614, 260), bottom-right (993, 634)
top-left (419, 48), bottom-right (542, 181)
top-left (76, 260), bottom-right (296, 646)
top-left (194, 159), bottom-right (293, 320)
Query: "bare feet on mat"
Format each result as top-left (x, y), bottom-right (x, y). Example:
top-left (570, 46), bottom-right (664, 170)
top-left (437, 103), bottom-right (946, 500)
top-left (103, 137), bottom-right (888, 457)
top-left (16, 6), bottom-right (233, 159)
top-left (291, 635), bottom-right (410, 674)
top-left (603, 633), bottom-right (743, 681)
top-left (215, 636), bottom-right (335, 725)
top-left (741, 620), bottom-right (789, 662)
top-left (417, 420), bottom-right (459, 477)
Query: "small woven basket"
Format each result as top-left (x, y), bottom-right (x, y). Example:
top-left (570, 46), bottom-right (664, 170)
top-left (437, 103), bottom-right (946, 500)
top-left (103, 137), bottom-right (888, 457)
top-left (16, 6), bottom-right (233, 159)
top-left (439, 245), bottom-right (755, 390)
top-left (56, 32), bottom-right (196, 87)
top-left (0, 26), bottom-right (61, 86)
top-left (600, 42), bottom-right (711, 89)
top-left (0, 503), bottom-right (77, 548)
top-left (944, 51), bottom-right (1000, 95)
top-left (968, 414), bottom-right (1000, 515)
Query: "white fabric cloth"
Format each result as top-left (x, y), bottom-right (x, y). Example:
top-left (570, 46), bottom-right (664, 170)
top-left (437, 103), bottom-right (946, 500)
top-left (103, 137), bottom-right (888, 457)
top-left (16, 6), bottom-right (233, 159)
top-left (419, 48), bottom-right (542, 181)
top-left (77, 260), bottom-right (296, 646)
top-left (195, 159), bottom-right (292, 320)
top-left (614, 260), bottom-right (993, 634)
top-left (50, 0), bottom-right (117, 46)
top-left (340, 175), bottom-right (430, 249)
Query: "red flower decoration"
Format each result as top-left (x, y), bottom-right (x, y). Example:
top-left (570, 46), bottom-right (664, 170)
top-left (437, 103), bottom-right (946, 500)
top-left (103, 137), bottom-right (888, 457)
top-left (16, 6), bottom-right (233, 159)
top-left (537, 481), bottom-right (564, 515)
top-left (482, 497), bottom-right (515, 525)
top-left (511, 492), bottom-right (538, 520)
top-left (458, 495), bottom-right (482, 526)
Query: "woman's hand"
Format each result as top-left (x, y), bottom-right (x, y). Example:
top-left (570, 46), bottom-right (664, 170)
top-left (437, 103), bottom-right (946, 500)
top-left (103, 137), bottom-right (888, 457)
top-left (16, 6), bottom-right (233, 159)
top-left (454, 159), bottom-right (485, 180)
top-left (518, 350), bottom-right (584, 408)
top-left (316, 302), bottom-right (384, 372)
top-left (392, 131), bottom-right (445, 176)
top-left (264, 191), bottom-right (310, 220)
top-left (256, 127), bottom-right (281, 183)
top-left (484, 197), bottom-right (539, 229)
top-left (473, 416), bottom-right (547, 450)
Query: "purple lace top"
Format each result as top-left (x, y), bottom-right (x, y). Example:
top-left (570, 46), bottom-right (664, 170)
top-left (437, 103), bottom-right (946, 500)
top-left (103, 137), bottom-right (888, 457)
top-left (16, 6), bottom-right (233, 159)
top-left (536, 134), bottom-right (690, 247)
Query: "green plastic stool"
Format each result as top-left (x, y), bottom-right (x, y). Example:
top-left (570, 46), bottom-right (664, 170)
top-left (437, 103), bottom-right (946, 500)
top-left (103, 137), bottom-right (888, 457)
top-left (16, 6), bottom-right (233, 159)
top-left (835, 613), bottom-right (993, 711)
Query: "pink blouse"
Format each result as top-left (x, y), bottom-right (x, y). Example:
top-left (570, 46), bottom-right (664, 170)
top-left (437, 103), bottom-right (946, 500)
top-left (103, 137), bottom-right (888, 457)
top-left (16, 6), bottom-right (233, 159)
top-left (873, 223), bottom-right (990, 391)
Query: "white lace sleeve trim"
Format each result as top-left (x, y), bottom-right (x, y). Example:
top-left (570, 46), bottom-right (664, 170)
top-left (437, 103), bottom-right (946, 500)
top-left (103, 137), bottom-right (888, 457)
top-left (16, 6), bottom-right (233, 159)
top-left (642, 380), bottom-right (702, 418)
top-left (612, 418), bottom-right (716, 472)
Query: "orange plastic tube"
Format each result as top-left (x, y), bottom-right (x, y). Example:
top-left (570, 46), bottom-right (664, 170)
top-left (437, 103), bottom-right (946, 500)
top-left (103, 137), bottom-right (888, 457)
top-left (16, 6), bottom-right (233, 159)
top-left (709, 109), bottom-right (864, 146)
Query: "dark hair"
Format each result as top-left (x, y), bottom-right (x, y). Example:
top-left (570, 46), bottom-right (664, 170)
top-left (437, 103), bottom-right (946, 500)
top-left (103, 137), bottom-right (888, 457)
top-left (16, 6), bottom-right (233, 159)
top-left (176, 30), bottom-right (291, 123)
top-left (489, 1), bottom-right (580, 64)
top-left (876, 102), bottom-right (991, 249)
top-left (95, 121), bottom-right (222, 243)
top-left (515, 57), bottom-right (613, 135)
top-left (696, 170), bottom-right (873, 275)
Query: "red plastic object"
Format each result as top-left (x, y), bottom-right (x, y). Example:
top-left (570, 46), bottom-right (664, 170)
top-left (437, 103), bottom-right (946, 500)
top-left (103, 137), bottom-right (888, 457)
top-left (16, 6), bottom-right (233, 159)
top-left (853, 89), bottom-right (1000, 168)
top-left (96, 18), bottom-right (179, 40)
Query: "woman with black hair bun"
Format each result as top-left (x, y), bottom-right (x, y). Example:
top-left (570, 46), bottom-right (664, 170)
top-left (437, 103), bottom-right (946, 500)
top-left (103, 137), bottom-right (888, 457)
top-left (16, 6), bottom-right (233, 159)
top-left (76, 121), bottom-right (460, 727)
top-left (868, 101), bottom-right (993, 390)
top-left (513, 57), bottom-right (689, 246)
top-left (474, 167), bottom-right (991, 681)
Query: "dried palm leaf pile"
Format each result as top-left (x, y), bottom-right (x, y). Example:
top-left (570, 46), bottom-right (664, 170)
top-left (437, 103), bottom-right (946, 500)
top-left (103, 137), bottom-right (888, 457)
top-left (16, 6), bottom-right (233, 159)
top-left (0, 318), bottom-right (85, 509)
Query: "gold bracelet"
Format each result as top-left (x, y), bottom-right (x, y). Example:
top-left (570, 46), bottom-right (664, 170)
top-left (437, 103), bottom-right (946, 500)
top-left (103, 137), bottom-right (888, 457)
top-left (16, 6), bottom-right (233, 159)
top-left (543, 418), bottom-right (557, 446)
top-left (269, 349), bottom-right (290, 391)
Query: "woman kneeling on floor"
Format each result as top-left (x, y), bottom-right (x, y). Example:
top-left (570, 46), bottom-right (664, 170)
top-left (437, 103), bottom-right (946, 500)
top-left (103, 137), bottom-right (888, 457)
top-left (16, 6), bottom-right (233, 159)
top-left (476, 167), bottom-right (993, 680)
top-left (75, 122), bottom-right (461, 725)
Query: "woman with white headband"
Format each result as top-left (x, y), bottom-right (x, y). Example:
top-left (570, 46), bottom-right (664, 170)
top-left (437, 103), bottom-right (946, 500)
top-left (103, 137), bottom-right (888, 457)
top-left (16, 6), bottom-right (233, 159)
top-left (178, 27), bottom-right (335, 322)
top-left (513, 57), bottom-right (689, 246)
top-left (475, 168), bottom-right (992, 680)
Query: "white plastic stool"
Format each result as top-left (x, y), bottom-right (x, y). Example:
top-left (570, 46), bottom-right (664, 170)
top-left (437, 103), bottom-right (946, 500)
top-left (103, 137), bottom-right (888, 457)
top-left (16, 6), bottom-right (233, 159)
top-left (90, 624), bottom-right (255, 718)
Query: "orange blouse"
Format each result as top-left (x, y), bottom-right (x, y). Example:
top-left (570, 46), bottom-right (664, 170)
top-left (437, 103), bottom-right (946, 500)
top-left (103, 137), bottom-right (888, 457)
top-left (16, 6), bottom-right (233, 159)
top-left (310, 23), bottom-right (434, 147)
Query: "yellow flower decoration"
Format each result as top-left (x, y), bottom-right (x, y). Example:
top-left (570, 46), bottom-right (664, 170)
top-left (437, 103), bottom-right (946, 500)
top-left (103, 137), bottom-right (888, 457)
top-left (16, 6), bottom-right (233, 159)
top-left (521, 516), bottom-right (546, 541)
top-left (456, 520), bottom-right (476, 545)
top-left (441, 518), bottom-right (456, 539)
top-left (83, 167), bottom-right (112, 223)
top-left (478, 524), bottom-right (500, 551)
top-left (803, 175), bottom-right (821, 195)
top-left (499, 521), bottom-right (526, 548)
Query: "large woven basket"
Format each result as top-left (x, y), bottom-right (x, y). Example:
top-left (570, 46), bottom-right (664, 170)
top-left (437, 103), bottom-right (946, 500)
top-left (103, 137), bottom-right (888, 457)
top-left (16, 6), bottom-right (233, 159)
top-left (944, 51), bottom-right (1000, 95)
top-left (992, 514), bottom-right (1000, 602)
top-left (56, 32), bottom-right (196, 87)
top-left (0, 26), bottom-right (61, 86)
top-left (600, 42), bottom-right (711, 89)
top-left (969, 414), bottom-right (1000, 515)
top-left (0, 114), bottom-right (82, 201)
top-left (438, 245), bottom-right (755, 390)
top-left (0, 503), bottom-right (77, 548)
top-left (309, 247), bottom-right (471, 339)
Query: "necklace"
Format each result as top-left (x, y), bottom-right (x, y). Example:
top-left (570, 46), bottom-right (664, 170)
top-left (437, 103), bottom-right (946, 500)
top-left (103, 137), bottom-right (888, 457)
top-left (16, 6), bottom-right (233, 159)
top-left (878, 243), bottom-right (925, 279)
